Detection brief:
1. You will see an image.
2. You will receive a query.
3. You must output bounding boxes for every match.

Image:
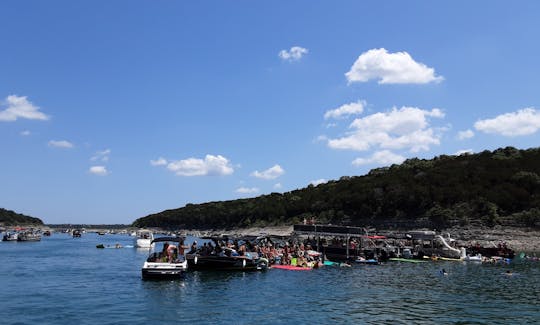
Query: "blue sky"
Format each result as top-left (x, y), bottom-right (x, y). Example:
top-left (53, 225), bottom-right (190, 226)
top-left (2, 1), bottom-right (540, 224)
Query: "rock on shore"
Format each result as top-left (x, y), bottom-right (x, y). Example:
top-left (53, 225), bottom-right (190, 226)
top-left (446, 226), bottom-right (540, 253)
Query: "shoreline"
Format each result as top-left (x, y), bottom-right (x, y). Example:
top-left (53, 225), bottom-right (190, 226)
top-left (187, 225), bottom-right (540, 253)
top-left (4, 224), bottom-right (539, 252)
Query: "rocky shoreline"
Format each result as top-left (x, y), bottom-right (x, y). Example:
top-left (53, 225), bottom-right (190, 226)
top-left (445, 226), bottom-right (540, 253)
top-left (191, 225), bottom-right (540, 253)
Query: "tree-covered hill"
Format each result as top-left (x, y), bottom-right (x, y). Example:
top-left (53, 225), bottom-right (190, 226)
top-left (132, 147), bottom-right (540, 230)
top-left (0, 208), bottom-right (43, 226)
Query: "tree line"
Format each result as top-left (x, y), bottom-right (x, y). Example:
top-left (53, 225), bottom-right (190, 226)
top-left (132, 147), bottom-right (540, 230)
top-left (0, 208), bottom-right (43, 226)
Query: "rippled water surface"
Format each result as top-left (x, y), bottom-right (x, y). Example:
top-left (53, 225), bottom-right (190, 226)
top-left (1, 233), bottom-right (538, 324)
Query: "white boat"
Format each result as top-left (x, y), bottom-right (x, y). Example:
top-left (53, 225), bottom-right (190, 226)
top-left (2, 231), bottom-right (18, 241)
top-left (134, 229), bottom-right (154, 248)
top-left (141, 237), bottom-right (188, 279)
top-left (463, 254), bottom-right (483, 262)
top-left (17, 230), bottom-right (41, 242)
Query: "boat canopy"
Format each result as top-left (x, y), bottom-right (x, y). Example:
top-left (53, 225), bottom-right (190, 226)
top-left (151, 236), bottom-right (185, 244)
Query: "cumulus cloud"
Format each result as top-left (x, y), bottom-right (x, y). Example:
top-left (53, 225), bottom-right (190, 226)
top-left (345, 48), bottom-right (444, 84)
top-left (324, 100), bottom-right (366, 120)
top-left (455, 149), bottom-right (474, 156)
top-left (164, 154), bottom-right (234, 176)
top-left (91, 149), bottom-right (111, 162)
top-left (352, 150), bottom-right (406, 166)
top-left (474, 108), bottom-right (540, 136)
top-left (89, 166), bottom-right (109, 176)
top-left (48, 140), bottom-right (74, 149)
top-left (327, 107), bottom-right (445, 153)
top-left (457, 129), bottom-right (475, 140)
top-left (0, 95), bottom-right (50, 122)
top-left (251, 164), bottom-right (285, 180)
top-left (278, 46), bottom-right (308, 61)
top-left (235, 187), bottom-right (260, 194)
top-left (310, 179), bottom-right (328, 186)
top-left (150, 157), bottom-right (168, 166)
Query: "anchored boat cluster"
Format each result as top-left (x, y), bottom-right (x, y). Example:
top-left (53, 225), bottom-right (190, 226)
top-left (139, 224), bottom-right (520, 279)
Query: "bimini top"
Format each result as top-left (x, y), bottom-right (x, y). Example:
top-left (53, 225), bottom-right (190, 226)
top-left (151, 236), bottom-right (185, 244)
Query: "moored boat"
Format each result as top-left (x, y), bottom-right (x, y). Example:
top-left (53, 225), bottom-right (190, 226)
top-left (141, 237), bottom-right (188, 280)
top-left (17, 230), bottom-right (41, 242)
top-left (134, 229), bottom-right (154, 248)
top-left (185, 237), bottom-right (268, 271)
top-left (2, 231), bottom-right (19, 241)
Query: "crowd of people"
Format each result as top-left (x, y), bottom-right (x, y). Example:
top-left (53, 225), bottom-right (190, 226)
top-left (187, 237), bottom-right (323, 268)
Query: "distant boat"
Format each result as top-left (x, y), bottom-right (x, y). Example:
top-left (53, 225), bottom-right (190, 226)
top-left (17, 230), bottom-right (41, 242)
top-left (2, 231), bottom-right (18, 241)
top-left (134, 230), bottom-right (154, 248)
top-left (72, 229), bottom-right (82, 238)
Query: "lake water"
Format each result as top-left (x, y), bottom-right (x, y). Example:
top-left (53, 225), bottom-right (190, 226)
top-left (1, 233), bottom-right (538, 324)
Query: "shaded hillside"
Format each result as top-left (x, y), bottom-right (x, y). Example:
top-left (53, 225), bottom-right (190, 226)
top-left (133, 147), bottom-right (540, 230)
top-left (0, 208), bottom-right (43, 226)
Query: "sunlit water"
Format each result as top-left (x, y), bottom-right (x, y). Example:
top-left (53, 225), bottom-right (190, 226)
top-left (1, 233), bottom-right (538, 324)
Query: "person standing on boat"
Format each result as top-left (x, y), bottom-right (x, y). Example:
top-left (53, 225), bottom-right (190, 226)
top-left (178, 242), bottom-right (189, 261)
top-left (167, 244), bottom-right (177, 262)
top-left (188, 241), bottom-right (197, 254)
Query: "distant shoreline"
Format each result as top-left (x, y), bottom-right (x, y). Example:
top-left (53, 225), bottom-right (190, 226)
top-left (4, 224), bottom-right (539, 252)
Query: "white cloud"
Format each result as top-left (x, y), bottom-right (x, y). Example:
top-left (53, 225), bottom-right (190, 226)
top-left (310, 179), bottom-right (327, 186)
top-left (48, 140), bottom-right (74, 149)
top-left (89, 165), bottom-right (109, 176)
top-left (0, 95), bottom-right (50, 122)
top-left (352, 150), bottom-right (406, 166)
top-left (251, 164), bottom-right (285, 180)
top-left (150, 157), bottom-right (168, 166)
top-left (165, 154), bottom-right (234, 176)
top-left (20, 130), bottom-right (31, 136)
top-left (345, 48), bottom-right (444, 84)
top-left (324, 100), bottom-right (366, 120)
top-left (455, 149), bottom-right (474, 156)
top-left (327, 107), bottom-right (444, 153)
top-left (235, 187), bottom-right (260, 194)
top-left (91, 149), bottom-right (111, 162)
top-left (278, 46), bottom-right (308, 61)
top-left (273, 183), bottom-right (282, 189)
top-left (474, 108), bottom-right (540, 136)
top-left (457, 129), bottom-right (475, 140)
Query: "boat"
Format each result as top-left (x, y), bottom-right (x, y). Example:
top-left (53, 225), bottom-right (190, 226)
top-left (2, 231), bottom-right (18, 241)
top-left (185, 237), bottom-right (269, 271)
top-left (17, 230), bottom-right (42, 242)
top-left (388, 258), bottom-right (426, 263)
top-left (141, 237), bottom-right (188, 280)
top-left (463, 254), bottom-right (483, 262)
top-left (134, 229), bottom-right (154, 248)
top-left (354, 257), bottom-right (380, 265)
top-left (72, 229), bottom-right (82, 238)
top-left (43, 230), bottom-right (51, 236)
top-left (271, 264), bottom-right (313, 271)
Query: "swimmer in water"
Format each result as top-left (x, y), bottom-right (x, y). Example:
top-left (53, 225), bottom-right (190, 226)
top-left (440, 268), bottom-right (448, 275)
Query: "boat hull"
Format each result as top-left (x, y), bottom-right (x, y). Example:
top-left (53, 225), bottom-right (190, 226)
top-left (141, 261), bottom-right (187, 280)
top-left (185, 254), bottom-right (265, 271)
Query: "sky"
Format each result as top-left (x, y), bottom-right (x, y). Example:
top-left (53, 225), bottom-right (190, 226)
top-left (2, 1), bottom-right (540, 224)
